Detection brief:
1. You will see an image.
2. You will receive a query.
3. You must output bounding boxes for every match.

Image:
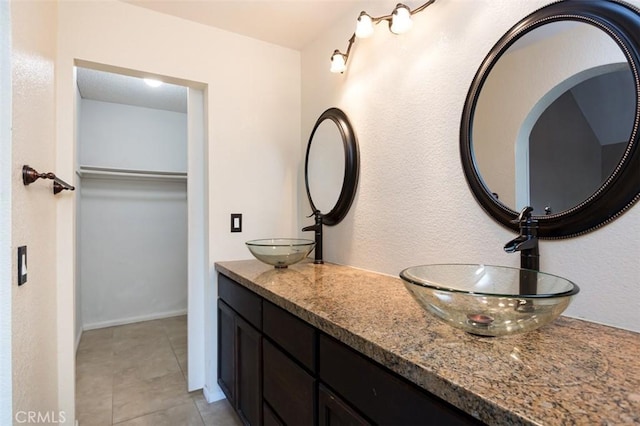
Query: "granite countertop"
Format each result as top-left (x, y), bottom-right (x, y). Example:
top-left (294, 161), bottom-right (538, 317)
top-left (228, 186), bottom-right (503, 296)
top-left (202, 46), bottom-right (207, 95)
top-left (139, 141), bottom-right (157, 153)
top-left (215, 259), bottom-right (640, 426)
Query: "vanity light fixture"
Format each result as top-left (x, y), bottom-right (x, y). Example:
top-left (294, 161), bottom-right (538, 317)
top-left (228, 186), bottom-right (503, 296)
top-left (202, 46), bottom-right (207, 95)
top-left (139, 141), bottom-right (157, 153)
top-left (390, 4), bottom-right (414, 34)
top-left (330, 0), bottom-right (436, 73)
top-left (355, 12), bottom-right (375, 38)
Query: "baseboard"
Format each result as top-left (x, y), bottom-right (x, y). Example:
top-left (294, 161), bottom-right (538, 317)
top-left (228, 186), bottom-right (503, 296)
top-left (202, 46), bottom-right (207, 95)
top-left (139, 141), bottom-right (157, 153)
top-left (75, 328), bottom-right (83, 354)
top-left (82, 309), bottom-right (188, 331)
top-left (203, 383), bottom-right (226, 403)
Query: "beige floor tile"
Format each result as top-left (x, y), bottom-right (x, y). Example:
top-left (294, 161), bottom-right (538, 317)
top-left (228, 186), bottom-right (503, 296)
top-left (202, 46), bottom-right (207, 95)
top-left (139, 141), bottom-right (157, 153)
top-left (112, 370), bottom-right (191, 424)
top-left (173, 344), bottom-right (188, 379)
top-left (113, 339), bottom-right (181, 384)
top-left (113, 320), bottom-right (166, 344)
top-left (76, 391), bottom-right (113, 426)
top-left (193, 395), bottom-right (242, 426)
top-left (160, 315), bottom-right (187, 332)
top-left (113, 400), bottom-right (204, 426)
top-left (167, 332), bottom-right (187, 349)
top-left (78, 328), bottom-right (114, 350)
top-left (76, 317), bottom-right (243, 426)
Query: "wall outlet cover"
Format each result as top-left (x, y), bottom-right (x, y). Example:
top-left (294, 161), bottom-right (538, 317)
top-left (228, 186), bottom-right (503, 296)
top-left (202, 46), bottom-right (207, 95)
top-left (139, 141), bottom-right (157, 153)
top-left (231, 213), bottom-right (242, 232)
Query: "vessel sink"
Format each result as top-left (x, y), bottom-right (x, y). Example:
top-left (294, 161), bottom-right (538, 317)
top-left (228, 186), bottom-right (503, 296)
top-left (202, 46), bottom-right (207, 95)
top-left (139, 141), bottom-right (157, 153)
top-left (400, 264), bottom-right (579, 336)
top-left (246, 238), bottom-right (315, 268)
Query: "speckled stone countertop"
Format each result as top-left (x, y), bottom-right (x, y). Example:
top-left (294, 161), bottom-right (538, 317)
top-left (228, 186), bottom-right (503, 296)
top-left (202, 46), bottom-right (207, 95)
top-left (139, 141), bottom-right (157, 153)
top-left (215, 259), bottom-right (640, 425)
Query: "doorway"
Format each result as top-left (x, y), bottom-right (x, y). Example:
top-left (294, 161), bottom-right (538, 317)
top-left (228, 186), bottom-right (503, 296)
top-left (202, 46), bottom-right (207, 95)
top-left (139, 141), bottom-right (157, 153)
top-left (73, 62), bottom-right (208, 394)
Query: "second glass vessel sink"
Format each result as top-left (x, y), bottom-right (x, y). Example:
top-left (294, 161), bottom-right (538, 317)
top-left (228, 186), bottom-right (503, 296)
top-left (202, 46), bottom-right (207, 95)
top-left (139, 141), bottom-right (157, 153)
top-left (400, 264), bottom-right (579, 336)
top-left (246, 238), bottom-right (315, 268)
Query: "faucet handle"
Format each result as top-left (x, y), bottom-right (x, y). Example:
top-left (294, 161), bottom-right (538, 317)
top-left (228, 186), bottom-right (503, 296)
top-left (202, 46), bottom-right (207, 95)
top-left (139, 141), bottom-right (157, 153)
top-left (511, 206), bottom-right (534, 224)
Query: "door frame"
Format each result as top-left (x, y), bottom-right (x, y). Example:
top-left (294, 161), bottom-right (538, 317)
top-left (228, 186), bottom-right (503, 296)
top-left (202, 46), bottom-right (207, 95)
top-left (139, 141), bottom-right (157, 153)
top-left (63, 61), bottom-right (209, 417)
top-left (0, 1), bottom-right (12, 423)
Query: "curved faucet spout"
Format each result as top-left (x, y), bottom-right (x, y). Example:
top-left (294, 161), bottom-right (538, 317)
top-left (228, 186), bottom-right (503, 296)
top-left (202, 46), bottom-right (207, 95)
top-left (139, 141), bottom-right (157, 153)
top-left (504, 235), bottom-right (537, 253)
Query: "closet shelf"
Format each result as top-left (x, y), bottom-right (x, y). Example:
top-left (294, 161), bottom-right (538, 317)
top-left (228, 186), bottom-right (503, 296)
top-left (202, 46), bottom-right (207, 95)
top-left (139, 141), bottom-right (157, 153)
top-left (76, 166), bottom-right (187, 182)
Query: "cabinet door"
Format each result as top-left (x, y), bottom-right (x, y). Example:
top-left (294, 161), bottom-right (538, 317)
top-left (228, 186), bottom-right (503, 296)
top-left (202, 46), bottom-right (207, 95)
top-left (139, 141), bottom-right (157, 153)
top-left (318, 384), bottom-right (370, 426)
top-left (263, 340), bottom-right (315, 425)
top-left (218, 300), bottom-right (236, 405)
top-left (236, 316), bottom-right (263, 426)
top-left (263, 403), bottom-right (284, 426)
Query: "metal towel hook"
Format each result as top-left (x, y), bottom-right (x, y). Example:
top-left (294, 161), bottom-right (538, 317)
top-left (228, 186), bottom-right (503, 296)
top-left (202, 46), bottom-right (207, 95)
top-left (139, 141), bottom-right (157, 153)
top-left (22, 165), bottom-right (75, 195)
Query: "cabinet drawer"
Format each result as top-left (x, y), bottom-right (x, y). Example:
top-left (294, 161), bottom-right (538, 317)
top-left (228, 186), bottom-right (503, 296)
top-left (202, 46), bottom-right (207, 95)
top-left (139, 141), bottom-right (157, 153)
top-left (319, 334), bottom-right (483, 426)
top-left (263, 340), bottom-right (315, 425)
top-left (219, 273), bottom-right (262, 330)
top-left (318, 384), bottom-right (371, 426)
top-left (263, 300), bottom-right (316, 372)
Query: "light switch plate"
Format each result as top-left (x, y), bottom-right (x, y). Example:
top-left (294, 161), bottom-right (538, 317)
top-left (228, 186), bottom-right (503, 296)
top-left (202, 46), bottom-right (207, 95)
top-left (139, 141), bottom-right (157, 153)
top-left (18, 246), bottom-right (27, 286)
top-left (231, 214), bottom-right (242, 233)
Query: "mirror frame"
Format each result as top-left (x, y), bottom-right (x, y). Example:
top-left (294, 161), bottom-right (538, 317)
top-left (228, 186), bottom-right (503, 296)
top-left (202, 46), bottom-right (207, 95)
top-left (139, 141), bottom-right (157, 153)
top-left (460, 0), bottom-right (640, 239)
top-left (305, 107), bottom-right (360, 226)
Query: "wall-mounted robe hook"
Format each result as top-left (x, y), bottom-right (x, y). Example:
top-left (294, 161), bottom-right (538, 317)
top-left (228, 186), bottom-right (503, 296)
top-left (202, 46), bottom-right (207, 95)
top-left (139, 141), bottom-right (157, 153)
top-left (22, 165), bottom-right (75, 195)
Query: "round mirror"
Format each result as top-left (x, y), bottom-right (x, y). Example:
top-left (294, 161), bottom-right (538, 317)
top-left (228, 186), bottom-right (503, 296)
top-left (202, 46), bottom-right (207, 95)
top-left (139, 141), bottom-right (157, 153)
top-left (460, 0), bottom-right (640, 238)
top-left (305, 108), bottom-right (359, 226)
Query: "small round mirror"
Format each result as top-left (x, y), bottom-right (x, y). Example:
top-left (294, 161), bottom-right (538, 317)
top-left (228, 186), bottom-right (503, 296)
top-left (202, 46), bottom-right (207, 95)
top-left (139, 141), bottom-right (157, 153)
top-left (305, 108), bottom-right (359, 226)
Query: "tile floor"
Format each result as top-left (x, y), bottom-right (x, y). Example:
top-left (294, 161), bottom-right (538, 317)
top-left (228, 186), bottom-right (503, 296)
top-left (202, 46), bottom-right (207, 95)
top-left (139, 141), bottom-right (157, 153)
top-left (76, 315), bottom-right (242, 426)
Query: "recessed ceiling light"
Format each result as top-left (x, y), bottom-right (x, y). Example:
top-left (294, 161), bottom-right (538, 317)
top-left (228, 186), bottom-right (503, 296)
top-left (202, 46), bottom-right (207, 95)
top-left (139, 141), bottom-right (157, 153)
top-left (144, 78), bottom-right (163, 88)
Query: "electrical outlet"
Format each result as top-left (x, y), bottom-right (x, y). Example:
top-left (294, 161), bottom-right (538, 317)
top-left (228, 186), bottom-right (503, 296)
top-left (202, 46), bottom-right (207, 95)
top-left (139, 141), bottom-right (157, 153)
top-left (231, 214), bottom-right (242, 233)
top-left (18, 246), bottom-right (27, 286)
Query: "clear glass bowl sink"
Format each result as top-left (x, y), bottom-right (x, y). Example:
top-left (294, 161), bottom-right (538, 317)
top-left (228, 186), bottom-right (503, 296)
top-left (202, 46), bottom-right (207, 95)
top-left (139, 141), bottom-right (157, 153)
top-left (246, 238), bottom-right (315, 268)
top-left (400, 264), bottom-right (579, 336)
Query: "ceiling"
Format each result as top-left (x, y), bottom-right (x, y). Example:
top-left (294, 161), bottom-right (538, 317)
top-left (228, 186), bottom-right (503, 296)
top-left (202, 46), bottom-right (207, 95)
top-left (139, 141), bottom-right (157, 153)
top-left (76, 67), bottom-right (188, 113)
top-left (77, 1), bottom-right (396, 111)
top-left (121, 0), bottom-right (372, 51)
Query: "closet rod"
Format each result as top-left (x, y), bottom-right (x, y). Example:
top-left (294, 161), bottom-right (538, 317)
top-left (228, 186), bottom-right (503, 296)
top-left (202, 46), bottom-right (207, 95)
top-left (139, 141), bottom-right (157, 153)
top-left (77, 166), bottom-right (187, 181)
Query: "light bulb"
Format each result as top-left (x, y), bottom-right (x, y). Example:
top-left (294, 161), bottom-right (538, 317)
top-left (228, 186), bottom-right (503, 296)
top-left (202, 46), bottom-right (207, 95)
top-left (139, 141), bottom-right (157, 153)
top-left (390, 4), bottom-right (413, 34)
top-left (330, 50), bottom-right (347, 73)
top-left (144, 78), bottom-right (163, 88)
top-left (355, 12), bottom-right (374, 38)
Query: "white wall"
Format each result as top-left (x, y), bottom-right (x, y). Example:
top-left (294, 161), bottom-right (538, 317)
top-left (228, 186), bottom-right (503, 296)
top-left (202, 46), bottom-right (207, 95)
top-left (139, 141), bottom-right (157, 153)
top-left (11, 0), bottom-right (60, 420)
top-left (0, 1), bottom-right (12, 424)
top-left (56, 0), bottom-right (301, 415)
top-left (79, 99), bottom-right (188, 172)
top-left (79, 179), bottom-right (188, 328)
top-left (300, 0), bottom-right (640, 332)
top-left (78, 99), bottom-right (188, 329)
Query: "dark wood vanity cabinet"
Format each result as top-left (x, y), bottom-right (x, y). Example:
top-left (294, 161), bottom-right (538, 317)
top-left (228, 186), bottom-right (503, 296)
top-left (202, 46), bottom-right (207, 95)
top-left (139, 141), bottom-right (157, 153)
top-left (218, 273), bottom-right (484, 426)
top-left (218, 274), bottom-right (263, 425)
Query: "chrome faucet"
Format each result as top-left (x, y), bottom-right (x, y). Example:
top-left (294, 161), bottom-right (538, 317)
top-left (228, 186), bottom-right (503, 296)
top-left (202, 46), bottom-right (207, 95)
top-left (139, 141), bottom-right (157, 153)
top-left (504, 206), bottom-right (539, 303)
top-left (302, 210), bottom-right (323, 264)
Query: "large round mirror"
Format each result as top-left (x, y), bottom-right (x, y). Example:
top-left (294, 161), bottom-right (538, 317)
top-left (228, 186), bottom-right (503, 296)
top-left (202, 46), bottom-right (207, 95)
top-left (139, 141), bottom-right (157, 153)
top-left (305, 108), bottom-right (359, 226)
top-left (461, 0), bottom-right (640, 238)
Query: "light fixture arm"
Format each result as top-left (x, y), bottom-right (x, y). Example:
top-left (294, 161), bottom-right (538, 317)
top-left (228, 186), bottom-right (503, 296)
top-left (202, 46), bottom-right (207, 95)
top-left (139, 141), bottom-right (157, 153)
top-left (330, 0), bottom-right (436, 73)
top-left (344, 33), bottom-right (356, 60)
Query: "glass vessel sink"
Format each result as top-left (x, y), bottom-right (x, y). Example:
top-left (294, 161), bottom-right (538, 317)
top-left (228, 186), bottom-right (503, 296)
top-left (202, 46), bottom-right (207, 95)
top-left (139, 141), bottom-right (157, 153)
top-left (246, 238), bottom-right (315, 268)
top-left (400, 264), bottom-right (579, 337)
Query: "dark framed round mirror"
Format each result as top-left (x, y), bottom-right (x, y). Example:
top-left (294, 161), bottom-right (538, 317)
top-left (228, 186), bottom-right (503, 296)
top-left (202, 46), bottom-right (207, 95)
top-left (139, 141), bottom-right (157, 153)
top-left (460, 0), bottom-right (640, 239)
top-left (305, 107), bottom-right (359, 226)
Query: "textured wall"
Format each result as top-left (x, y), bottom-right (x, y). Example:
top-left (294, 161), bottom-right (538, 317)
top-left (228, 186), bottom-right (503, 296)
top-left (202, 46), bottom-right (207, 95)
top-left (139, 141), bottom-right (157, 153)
top-left (11, 0), bottom-right (60, 419)
top-left (0, 2), bottom-right (12, 424)
top-left (300, 0), bottom-right (640, 332)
